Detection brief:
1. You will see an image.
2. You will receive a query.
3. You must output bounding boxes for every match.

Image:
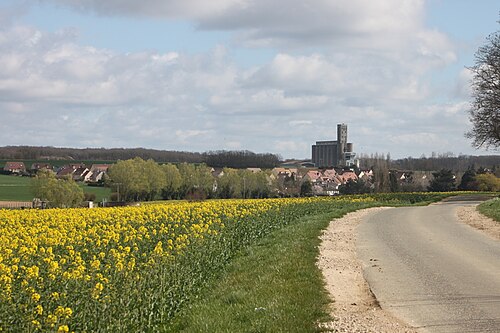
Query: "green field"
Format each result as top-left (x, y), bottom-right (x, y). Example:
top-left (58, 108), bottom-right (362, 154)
top-left (0, 174), bottom-right (33, 201)
top-left (0, 174), bottom-right (111, 202)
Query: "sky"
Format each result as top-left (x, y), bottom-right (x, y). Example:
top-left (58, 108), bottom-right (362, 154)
top-left (0, 0), bottom-right (499, 160)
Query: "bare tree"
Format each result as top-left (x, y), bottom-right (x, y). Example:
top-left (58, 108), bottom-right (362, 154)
top-left (466, 21), bottom-right (500, 149)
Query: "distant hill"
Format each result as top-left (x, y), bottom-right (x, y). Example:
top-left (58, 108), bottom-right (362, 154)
top-left (390, 155), bottom-right (500, 173)
top-left (0, 146), bottom-right (282, 169)
top-left (0, 146), bottom-right (203, 163)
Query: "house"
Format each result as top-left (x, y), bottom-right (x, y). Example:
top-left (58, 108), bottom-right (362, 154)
top-left (322, 169), bottom-right (338, 179)
top-left (303, 170), bottom-right (322, 183)
top-left (56, 166), bottom-right (77, 179)
top-left (357, 169), bottom-right (374, 181)
top-left (72, 167), bottom-right (91, 181)
top-left (85, 164), bottom-right (111, 183)
top-left (90, 164), bottom-right (110, 173)
top-left (211, 168), bottom-right (225, 178)
top-left (82, 170), bottom-right (94, 182)
top-left (339, 171), bottom-right (358, 184)
top-left (30, 163), bottom-right (52, 172)
top-left (89, 170), bottom-right (105, 183)
top-left (246, 168), bottom-right (262, 173)
top-left (3, 162), bottom-right (26, 173)
top-left (303, 169), bottom-right (342, 196)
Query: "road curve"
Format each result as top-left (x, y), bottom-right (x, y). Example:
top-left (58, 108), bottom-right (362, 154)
top-left (357, 196), bottom-right (500, 333)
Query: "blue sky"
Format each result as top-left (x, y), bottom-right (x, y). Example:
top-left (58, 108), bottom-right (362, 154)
top-left (0, 0), bottom-right (499, 159)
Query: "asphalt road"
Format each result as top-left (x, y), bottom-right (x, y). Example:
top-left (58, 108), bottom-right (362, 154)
top-left (357, 196), bottom-right (500, 333)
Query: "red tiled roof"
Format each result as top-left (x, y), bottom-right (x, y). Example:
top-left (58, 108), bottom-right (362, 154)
top-left (90, 164), bottom-right (110, 172)
top-left (3, 162), bottom-right (26, 171)
top-left (305, 170), bottom-right (322, 181)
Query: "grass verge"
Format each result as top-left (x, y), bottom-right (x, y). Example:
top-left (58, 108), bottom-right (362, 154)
top-left (167, 203), bottom-right (374, 333)
top-left (477, 197), bottom-right (500, 222)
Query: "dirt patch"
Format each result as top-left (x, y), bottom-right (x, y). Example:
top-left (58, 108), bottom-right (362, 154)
top-left (317, 207), bottom-right (417, 333)
top-left (457, 205), bottom-right (500, 240)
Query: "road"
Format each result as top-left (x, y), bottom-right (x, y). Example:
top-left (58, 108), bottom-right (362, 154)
top-left (357, 196), bottom-right (500, 333)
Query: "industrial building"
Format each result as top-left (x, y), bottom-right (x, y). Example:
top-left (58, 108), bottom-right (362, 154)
top-left (312, 124), bottom-right (357, 168)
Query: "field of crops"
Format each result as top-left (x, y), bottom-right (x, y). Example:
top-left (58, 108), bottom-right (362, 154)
top-left (0, 194), bottom-right (448, 332)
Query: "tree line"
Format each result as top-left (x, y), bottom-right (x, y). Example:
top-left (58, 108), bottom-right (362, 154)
top-left (0, 146), bottom-right (203, 163)
top-left (202, 150), bottom-right (281, 168)
top-left (106, 157), bottom-right (272, 202)
top-left (0, 146), bottom-right (282, 169)
top-left (359, 153), bottom-right (500, 173)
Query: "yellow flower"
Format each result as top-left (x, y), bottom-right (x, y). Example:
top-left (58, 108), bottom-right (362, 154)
top-left (46, 314), bottom-right (57, 326)
top-left (55, 306), bottom-right (72, 319)
top-left (90, 259), bottom-right (100, 270)
top-left (31, 319), bottom-right (41, 329)
top-left (31, 292), bottom-right (41, 302)
top-left (92, 282), bottom-right (104, 299)
top-left (57, 325), bottom-right (69, 333)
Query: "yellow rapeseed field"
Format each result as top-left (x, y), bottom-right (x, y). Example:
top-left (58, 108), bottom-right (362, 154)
top-left (0, 197), bottom-right (335, 331)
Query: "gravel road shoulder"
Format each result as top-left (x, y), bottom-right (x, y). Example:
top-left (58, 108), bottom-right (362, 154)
top-left (317, 204), bottom-right (498, 332)
top-left (456, 204), bottom-right (499, 240)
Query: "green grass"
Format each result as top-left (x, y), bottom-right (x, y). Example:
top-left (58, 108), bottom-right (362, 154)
top-left (167, 203), bottom-right (374, 333)
top-left (0, 174), bottom-right (111, 202)
top-left (79, 185), bottom-right (111, 203)
top-left (0, 174), bottom-right (32, 201)
top-left (477, 197), bottom-right (500, 222)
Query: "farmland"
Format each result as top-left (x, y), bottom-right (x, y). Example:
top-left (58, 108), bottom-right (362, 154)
top-left (0, 174), bottom-right (32, 201)
top-left (0, 174), bottom-right (111, 203)
top-left (0, 193), bottom-right (449, 332)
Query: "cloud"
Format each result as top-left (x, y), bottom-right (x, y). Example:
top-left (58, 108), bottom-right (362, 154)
top-left (34, 0), bottom-right (241, 20)
top-left (0, 1), bottom-right (486, 159)
top-left (37, 0), bottom-right (432, 50)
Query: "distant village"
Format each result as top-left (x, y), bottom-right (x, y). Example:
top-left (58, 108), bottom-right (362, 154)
top-left (1, 123), bottom-right (498, 201)
top-left (2, 161), bottom-right (432, 201)
top-left (3, 161), bottom-right (111, 184)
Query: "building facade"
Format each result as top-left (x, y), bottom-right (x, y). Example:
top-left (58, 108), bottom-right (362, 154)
top-left (312, 124), bottom-right (356, 168)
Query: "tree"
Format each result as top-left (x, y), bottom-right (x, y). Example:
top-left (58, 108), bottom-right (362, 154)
top-left (216, 168), bottom-right (242, 198)
top-left (177, 163), bottom-right (214, 199)
top-left (300, 180), bottom-right (313, 197)
top-left (475, 173), bottom-right (500, 191)
top-left (161, 164), bottom-right (182, 199)
top-left (428, 169), bottom-right (456, 192)
top-left (31, 170), bottom-right (84, 208)
top-left (466, 21), bottom-right (500, 149)
top-left (458, 167), bottom-right (478, 191)
top-left (107, 157), bottom-right (166, 201)
top-left (389, 171), bottom-right (400, 192)
top-left (339, 179), bottom-right (371, 195)
top-left (371, 156), bottom-right (390, 193)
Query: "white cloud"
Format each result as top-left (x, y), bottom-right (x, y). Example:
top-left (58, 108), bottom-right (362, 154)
top-left (175, 129), bottom-right (212, 142)
top-left (37, 0), bottom-right (437, 52)
top-left (0, 1), bottom-right (488, 159)
top-left (289, 120), bottom-right (313, 127)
